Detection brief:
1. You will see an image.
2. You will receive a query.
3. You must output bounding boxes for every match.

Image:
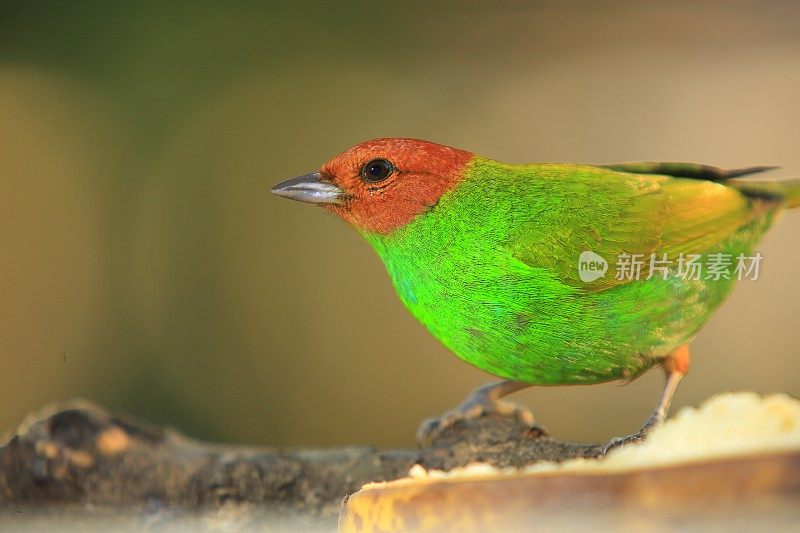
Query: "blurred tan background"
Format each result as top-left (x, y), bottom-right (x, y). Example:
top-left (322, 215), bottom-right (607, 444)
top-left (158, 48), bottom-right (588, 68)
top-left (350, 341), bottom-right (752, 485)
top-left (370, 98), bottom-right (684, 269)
top-left (1, 1), bottom-right (798, 448)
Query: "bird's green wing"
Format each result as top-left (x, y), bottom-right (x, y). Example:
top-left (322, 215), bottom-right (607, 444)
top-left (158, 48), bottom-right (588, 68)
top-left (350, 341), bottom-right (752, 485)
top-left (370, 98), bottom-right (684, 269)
top-left (505, 164), bottom-right (757, 291)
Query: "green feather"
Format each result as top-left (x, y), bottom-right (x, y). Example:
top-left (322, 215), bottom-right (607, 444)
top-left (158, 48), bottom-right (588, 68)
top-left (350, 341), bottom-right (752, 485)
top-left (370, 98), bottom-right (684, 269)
top-left (362, 158), bottom-right (798, 385)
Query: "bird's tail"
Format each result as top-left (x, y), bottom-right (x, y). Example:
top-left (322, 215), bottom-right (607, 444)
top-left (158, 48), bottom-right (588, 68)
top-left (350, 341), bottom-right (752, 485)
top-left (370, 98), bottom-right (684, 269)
top-left (786, 181), bottom-right (800, 209)
top-left (729, 179), bottom-right (800, 209)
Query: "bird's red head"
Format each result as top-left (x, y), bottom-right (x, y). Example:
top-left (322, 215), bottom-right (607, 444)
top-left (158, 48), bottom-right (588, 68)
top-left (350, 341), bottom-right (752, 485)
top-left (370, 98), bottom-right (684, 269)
top-left (272, 138), bottom-right (473, 234)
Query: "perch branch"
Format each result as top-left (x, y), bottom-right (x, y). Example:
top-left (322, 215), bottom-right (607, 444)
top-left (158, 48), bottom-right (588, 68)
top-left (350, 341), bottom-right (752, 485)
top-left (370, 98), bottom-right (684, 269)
top-left (0, 399), bottom-right (601, 523)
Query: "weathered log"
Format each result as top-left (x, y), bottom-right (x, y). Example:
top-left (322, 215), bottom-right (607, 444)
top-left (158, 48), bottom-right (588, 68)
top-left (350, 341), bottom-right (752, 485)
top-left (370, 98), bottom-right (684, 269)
top-left (0, 399), bottom-right (601, 528)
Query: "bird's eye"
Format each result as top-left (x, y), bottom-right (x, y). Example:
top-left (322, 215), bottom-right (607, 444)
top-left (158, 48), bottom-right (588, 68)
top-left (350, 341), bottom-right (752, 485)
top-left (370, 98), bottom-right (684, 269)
top-left (361, 159), bottom-right (394, 183)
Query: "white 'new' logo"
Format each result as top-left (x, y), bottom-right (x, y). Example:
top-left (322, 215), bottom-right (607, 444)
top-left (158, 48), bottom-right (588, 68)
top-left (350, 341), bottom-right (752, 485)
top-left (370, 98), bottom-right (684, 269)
top-left (578, 250), bottom-right (608, 282)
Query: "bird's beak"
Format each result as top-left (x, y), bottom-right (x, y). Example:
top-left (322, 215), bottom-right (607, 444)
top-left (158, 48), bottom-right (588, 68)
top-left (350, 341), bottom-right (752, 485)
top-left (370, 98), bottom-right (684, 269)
top-left (270, 172), bottom-right (345, 205)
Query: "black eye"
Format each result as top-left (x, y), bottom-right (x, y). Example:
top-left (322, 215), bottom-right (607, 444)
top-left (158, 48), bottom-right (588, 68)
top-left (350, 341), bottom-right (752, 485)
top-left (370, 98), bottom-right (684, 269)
top-left (361, 159), bottom-right (394, 183)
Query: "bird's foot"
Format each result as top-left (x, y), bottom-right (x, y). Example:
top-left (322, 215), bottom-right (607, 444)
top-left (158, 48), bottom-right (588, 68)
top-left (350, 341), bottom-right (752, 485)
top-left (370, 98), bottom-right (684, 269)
top-left (601, 433), bottom-right (643, 454)
top-left (603, 353), bottom-right (687, 455)
top-left (601, 413), bottom-right (660, 455)
top-left (416, 384), bottom-right (535, 447)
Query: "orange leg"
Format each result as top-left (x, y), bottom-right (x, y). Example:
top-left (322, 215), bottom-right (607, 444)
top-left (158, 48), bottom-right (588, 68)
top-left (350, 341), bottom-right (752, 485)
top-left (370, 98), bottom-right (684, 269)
top-left (604, 345), bottom-right (690, 453)
top-left (643, 344), bottom-right (691, 429)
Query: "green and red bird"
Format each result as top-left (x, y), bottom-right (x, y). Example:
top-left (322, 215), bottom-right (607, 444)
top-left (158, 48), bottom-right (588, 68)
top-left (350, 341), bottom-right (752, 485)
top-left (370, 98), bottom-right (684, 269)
top-left (271, 138), bottom-right (800, 447)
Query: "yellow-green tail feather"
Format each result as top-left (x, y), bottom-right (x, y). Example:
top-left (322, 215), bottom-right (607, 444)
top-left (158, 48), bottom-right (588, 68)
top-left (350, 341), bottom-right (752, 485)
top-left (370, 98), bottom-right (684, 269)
top-left (729, 179), bottom-right (800, 209)
top-left (786, 181), bottom-right (800, 208)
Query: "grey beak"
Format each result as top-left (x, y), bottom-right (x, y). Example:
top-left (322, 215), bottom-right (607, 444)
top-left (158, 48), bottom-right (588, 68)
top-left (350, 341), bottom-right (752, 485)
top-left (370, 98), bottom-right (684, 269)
top-left (271, 172), bottom-right (345, 205)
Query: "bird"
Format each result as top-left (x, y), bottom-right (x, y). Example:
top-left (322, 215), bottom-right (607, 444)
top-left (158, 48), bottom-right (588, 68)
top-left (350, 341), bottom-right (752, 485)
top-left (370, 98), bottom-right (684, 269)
top-left (271, 138), bottom-right (800, 449)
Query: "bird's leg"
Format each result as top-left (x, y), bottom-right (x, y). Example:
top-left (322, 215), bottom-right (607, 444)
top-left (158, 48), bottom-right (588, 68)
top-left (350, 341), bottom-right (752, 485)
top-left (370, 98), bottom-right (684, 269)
top-left (416, 380), bottom-right (534, 447)
top-left (603, 345), bottom-right (691, 454)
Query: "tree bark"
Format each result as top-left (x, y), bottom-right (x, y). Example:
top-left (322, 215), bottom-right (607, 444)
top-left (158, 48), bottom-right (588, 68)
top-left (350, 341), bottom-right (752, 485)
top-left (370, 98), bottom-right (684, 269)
top-left (0, 399), bottom-right (601, 528)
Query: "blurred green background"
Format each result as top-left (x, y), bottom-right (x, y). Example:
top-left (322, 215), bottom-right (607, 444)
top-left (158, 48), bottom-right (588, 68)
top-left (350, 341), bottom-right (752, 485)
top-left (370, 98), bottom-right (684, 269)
top-left (1, 1), bottom-right (798, 448)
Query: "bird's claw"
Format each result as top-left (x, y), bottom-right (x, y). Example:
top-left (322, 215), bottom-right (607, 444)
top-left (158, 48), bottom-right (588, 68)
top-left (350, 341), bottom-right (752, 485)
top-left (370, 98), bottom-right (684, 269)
top-left (601, 414), bottom-right (660, 455)
top-left (416, 396), bottom-right (534, 448)
top-left (601, 433), bottom-right (644, 455)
